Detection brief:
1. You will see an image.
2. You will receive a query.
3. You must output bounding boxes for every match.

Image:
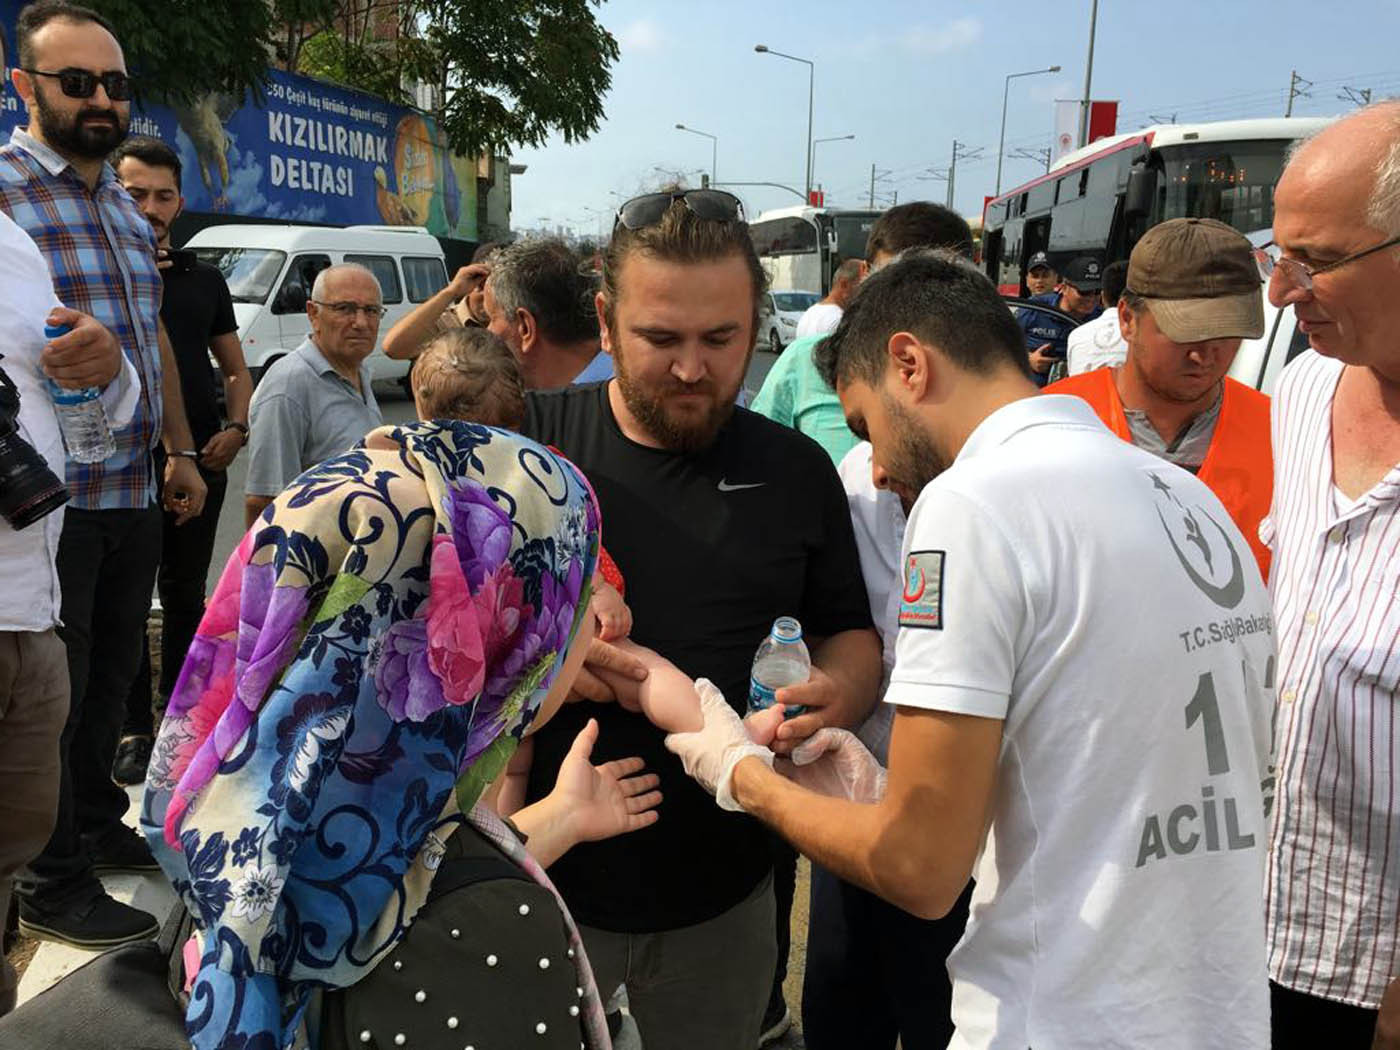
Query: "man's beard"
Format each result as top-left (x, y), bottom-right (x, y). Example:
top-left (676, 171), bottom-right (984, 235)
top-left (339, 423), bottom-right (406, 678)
top-left (612, 341), bottom-right (750, 454)
top-left (35, 90), bottom-right (128, 159)
top-left (883, 391), bottom-right (949, 509)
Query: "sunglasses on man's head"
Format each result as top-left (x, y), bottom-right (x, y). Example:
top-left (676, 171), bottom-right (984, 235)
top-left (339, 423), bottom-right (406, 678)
top-left (614, 189), bottom-right (744, 232)
top-left (24, 68), bottom-right (133, 102)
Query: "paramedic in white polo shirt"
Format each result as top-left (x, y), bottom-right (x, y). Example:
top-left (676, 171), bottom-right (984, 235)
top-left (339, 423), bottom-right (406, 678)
top-left (665, 249), bottom-right (1277, 1050)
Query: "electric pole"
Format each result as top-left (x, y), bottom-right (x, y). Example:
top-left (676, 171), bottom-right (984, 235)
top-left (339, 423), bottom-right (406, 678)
top-left (1339, 85), bottom-right (1373, 107)
top-left (869, 164), bottom-right (891, 208)
top-left (946, 140), bottom-right (984, 210)
top-left (1078, 0), bottom-right (1100, 148)
top-left (1285, 70), bottom-right (1313, 117)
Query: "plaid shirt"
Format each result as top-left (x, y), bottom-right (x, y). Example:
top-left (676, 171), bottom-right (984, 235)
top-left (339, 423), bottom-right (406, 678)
top-left (0, 128), bottom-right (162, 510)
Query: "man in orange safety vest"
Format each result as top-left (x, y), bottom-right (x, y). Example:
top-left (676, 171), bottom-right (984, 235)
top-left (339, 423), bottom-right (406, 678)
top-left (1047, 218), bottom-right (1272, 579)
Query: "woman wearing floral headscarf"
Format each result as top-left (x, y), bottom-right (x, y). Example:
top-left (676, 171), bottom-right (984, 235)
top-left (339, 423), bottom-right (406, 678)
top-left (141, 420), bottom-right (655, 1050)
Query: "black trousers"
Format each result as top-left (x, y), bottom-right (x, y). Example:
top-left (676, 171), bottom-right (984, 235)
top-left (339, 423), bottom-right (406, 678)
top-left (802, 862), bottom-right (972, 1050)
top-left (15, 504), bottom-right (162, 910)
top-left (122, 468), bottom-right (227, 736)
top-left (771, 833), bottom-right (797, 992)
top-left (1271, 980), bottom-right (1378, 1048)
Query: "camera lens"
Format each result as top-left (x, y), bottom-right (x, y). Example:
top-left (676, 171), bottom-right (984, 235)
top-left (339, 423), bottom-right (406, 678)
top-left (0, 428), bottom-right (69, 529)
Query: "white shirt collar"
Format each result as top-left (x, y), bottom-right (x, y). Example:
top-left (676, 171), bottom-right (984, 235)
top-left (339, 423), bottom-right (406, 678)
top-left (956, 394), bottom-right (1104, 464)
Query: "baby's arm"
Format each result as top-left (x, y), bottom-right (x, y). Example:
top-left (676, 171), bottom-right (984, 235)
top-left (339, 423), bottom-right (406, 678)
top-left (594, 639), bottom-right (703, 733)
top-left (590, 577), bottom-right (632, 642)
top-left (496, 736), bottom-right (534, 816)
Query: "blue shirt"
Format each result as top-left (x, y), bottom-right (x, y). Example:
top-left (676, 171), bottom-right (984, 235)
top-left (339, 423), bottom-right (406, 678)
top-left (572, 350), bottom-right (614, 384)
top-left (1018, 292), bottom-right (1100, 388)
top-left (0, 128), bottom-right (163, 510)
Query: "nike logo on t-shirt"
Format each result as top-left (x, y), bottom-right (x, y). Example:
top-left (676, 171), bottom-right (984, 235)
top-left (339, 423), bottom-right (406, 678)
top-left (717, 478), bottom-right (765, 492)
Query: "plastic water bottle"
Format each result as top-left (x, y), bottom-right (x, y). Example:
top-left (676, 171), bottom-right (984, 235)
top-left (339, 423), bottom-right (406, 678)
top-left (44, 323), bottom-right (115, 464)
top-left (748, 616), bottom-right (811, 718)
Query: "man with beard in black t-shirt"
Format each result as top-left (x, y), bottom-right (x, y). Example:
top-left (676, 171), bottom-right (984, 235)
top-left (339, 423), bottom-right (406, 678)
top-left (110, 138), bottom-right (252, 784)
top-left (521, 190), bottom-right (881, 1050)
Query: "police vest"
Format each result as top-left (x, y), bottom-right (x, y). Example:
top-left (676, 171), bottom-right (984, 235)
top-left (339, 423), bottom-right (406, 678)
top-left (1046, 369), bottom-right (1273, 581)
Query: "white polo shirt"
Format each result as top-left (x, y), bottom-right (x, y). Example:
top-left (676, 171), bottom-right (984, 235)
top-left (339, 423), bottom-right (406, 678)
top-left (1066, 308), bottom-right (1128, 375)
top-left (836, 441), bottom-right (906, 761)
top-left (888, 395), bottom-right (1273, 1050)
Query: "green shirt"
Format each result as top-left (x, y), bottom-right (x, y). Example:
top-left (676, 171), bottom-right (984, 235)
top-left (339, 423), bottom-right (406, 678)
top-left (750, 335), bottom-right (859, 465)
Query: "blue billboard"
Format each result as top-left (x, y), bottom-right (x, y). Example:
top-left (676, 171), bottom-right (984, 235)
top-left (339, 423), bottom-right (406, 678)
top-left (0, 2), bottom-right (478, 239)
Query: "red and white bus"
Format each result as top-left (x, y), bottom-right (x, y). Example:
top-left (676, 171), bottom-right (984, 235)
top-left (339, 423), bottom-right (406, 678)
top-left (981, 117), bottom-right (1331, 295)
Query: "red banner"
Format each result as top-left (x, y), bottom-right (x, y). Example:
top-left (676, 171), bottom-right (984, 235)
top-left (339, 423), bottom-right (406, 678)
top-left (1088, 101), bottom-right (1119, 144)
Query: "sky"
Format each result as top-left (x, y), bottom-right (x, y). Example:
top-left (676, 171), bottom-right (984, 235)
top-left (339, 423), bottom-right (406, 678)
top-left (511, 0), bottom-right (1400, 237)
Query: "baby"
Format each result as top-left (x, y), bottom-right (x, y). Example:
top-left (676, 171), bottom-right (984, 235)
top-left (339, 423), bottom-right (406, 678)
top-left (412, 330), bottom-right (703, 810)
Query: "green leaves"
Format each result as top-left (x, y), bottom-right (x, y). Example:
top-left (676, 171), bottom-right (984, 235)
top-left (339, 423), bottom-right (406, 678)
top-left (87, 0), bottom-right (616, 156)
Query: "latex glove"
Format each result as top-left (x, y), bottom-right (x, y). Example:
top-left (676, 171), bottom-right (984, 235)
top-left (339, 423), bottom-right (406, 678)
top-left (664, 679), bottom-right (773, 811)
top-left (777, 727), bottom-right (888, 804)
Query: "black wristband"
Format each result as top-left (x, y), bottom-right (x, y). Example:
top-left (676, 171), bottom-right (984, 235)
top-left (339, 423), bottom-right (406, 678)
top-left (223, 421), bottom-right (249, 444)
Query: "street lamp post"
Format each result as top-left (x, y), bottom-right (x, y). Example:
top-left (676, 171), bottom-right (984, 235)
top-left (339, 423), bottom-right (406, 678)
top-left (811, 134), bottom-right (855, 201)
top-left (674, 123), bottom-right (718, 185)
top-left (996, 65), bottom-right (1061, 197)
top-left (755, 44), bottom-right (814, 201)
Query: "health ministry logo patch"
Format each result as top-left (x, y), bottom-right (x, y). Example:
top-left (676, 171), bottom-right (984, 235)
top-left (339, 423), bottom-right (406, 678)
top-left (899, 549), bottom-right (945, 630)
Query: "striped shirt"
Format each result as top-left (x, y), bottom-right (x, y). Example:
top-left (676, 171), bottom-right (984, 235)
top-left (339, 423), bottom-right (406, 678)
top-left (0, 128), bottom-right (162, 510)
top-left (1263, 349), bottom-right (1400, 1009)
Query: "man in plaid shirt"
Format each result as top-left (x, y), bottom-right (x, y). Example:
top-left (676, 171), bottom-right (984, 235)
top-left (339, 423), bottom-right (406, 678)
top-left (2, 1), bottom-right (208, 949)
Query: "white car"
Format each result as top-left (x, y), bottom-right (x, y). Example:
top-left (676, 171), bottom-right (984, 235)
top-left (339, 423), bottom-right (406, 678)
top-left (758, 289), bottom-right (821, 353)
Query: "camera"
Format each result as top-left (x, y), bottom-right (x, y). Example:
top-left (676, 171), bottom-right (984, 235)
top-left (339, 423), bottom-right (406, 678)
top-left (0, 363), bottom-right (69, 530)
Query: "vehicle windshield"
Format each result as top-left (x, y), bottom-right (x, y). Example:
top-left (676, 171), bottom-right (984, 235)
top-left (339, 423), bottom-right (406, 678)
top-left (1156, 139), bottom-right (1292, 235)
top-left (830, 213), bottom-right (880, 263)
top-left (190, 247), bottom-right (288, 304)
top-left (773, 291), bottom-right (820, 312)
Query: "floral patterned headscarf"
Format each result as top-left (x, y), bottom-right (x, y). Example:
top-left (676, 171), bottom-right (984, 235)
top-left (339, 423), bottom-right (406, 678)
top-left (141, 422), bottom-right (601, 1050)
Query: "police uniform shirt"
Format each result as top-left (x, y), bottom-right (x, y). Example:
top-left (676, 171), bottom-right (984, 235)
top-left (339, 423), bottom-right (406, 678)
top-left (888, 394), bottom-right (1273, 1050)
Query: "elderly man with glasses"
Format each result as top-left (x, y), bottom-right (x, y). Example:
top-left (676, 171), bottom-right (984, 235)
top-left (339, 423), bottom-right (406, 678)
top-left (244, 263), bottom-right (386, 526)
top-left (1260, 101), bottom-right (1400, 1050)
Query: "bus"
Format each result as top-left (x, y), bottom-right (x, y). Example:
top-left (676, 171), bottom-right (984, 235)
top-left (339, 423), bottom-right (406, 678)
top-left (748, 205), bottom-right (883, 294)
top-left (981, 117), bottom-right (1331, 295)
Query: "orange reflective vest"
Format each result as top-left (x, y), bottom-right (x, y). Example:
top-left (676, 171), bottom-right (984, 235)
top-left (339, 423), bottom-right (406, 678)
top-left (1046, 369), bottom-right (1273, 580)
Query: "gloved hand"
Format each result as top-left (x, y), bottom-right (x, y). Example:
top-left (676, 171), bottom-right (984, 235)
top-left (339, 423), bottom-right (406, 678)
top-left (664, 679), bottom-right (774, 811)
top-left (777, 727), bottom-right (888, 804)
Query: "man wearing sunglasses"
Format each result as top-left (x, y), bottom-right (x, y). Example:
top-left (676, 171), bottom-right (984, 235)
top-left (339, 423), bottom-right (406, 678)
top-left (1260, 102), bottom-right (1400, 1050)
top-left (519, 190), bottom-right (880, 1050)
top-left (1, 0), bottom-right (210, 951)
top-left (244, 263), bottom-right (385, 527)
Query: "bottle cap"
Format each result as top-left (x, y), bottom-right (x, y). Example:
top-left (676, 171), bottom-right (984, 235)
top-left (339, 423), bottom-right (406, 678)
top-left (43, 322), bottom-right (72, 340)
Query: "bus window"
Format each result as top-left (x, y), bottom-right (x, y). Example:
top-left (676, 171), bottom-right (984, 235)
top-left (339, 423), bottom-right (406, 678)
top-left (831, 214), bottom-right (878, 263)
top-left (1027, 181), bottom-right (1056, 216)
top-left (1158, 140), bottom-right (1292, 234)
top-left (749, 216), bottom-right (819, 256)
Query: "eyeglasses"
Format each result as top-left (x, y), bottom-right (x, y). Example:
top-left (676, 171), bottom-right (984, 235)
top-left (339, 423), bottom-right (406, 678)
top-left (23, 68), bottom-right (133, 102)
top-left (312, 300), bottom-right (387, 320)
top-left (1253, 234), bottom-right (1400, 292)
top-left (614, 189), bottom-right (745, 232)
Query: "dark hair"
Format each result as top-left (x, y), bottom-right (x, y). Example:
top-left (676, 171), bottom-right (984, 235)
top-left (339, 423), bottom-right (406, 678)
top-left (865, 202), bottom-right (974, 261)
top-left (601, 200), bottom-right (767, 339)
top-left (816, 250), bottom-right (1030, 389)
top-left (110, 136), bottom-right (182, 186)
top-left (471, 240), bottom-right (503, 264)
top-left (412, 327), bottom-right (526, 429)
top-left (486, 239), bottom-right (597, 345)
top-left (17, 1), bottom-right (117, 69)
top-left (1102, 259), bottom-right (1129, 305)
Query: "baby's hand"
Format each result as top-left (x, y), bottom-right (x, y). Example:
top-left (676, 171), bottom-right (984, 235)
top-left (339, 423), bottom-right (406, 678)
top-left (591, 579), bottom-right (633, 642)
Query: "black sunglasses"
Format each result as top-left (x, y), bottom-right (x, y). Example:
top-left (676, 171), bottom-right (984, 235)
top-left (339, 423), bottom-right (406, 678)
top-left (24, 68), bottom-right (133, 102)
top-left (614, 189), bottom-right (744, 232)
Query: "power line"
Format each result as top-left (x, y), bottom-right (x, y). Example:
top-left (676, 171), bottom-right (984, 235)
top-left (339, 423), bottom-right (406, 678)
top-left (1339, 85), bottom-right (1373, 107)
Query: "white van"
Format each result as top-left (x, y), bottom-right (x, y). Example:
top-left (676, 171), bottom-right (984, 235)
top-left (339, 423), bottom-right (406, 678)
top-left (184, 224), bottom-right (449, 387)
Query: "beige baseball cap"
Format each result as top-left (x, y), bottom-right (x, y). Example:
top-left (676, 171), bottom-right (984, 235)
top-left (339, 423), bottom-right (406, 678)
top-left (1127, 218), bottom-right (1265, 342)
